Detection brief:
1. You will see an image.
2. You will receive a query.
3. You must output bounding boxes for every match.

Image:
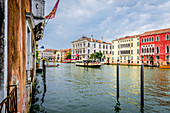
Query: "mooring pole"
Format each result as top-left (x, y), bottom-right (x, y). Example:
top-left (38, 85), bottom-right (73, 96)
top-left (117, 63), bottom-right (119, 100)
top-left (141, 64), bottom-right (144, 111)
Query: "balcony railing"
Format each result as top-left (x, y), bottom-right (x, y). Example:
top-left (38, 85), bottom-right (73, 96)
top-left (0, 85), bottom-right (17, 113)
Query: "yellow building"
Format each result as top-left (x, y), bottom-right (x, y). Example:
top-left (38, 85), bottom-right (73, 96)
top-left (111, 35), bottom-right (141, 65)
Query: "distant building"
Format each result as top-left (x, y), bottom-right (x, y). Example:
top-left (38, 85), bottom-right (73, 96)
top-left (72, 35), bottom-right (112, 62)
top-left (55, 49), bottom-right (72, 62)
top-left (140, 28), bottom-right (170, 66)
top-left (112, 35), bottom-right (141, 65)
top-left (39, 49), bottom-right (56, 61)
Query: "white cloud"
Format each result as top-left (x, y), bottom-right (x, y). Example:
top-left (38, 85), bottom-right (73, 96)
top-left (40, 0), bottom-right (170, 49)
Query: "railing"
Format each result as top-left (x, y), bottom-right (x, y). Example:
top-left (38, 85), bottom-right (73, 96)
top-left (0, 85), bottom-right (17, 113)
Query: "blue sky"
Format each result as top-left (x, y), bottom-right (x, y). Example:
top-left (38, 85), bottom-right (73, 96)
top-left (39, 0), bottom-right (170, 50)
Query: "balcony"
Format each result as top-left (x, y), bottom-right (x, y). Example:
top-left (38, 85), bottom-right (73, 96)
top-left (0, 85), bottom-right (17, 113)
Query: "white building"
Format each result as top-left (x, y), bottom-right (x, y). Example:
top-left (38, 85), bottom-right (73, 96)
top-left (39, 49), bottom-right (56, 61)
top-left (72, 35), bottom-right (112, 62)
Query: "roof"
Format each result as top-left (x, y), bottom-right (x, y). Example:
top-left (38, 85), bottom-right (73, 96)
top-left (60, 48), bottom-right (72, 52)
top-left (141, 28), bottom-right (170, 36)
top-left (112, 34), bottom-right (141, 42)
top-left (43, 49), bottom-right (56, 52)
top-left (72, 36), bottom-right (111, 44)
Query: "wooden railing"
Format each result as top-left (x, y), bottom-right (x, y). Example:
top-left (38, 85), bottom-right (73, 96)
top-left (0, 85), bottom-right (17, 113)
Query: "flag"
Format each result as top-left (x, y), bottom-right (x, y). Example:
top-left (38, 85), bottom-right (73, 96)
top-left (40, 46), bottom-right (44, 49)
top-left (45, 0), bottom-right (60, 19)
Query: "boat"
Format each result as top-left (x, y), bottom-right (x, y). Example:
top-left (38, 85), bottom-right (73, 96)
top-left (159, 65), bottom-right (170, 69)
top-left (47, 64), bottom-right (60, 67)
top-left (75, 60), bottom-right (101, 68)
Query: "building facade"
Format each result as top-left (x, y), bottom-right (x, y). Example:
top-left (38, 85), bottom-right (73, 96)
top-left (72, 36), bottom-right (112, 62)
top-left (140, 28), bottom-right (170, 66)
top-left (112, 35), bottom-right (140, 65)
top-left (0, 0), bottom-right (45, 112)
top-left (39, 49), bottom-right (56, 61)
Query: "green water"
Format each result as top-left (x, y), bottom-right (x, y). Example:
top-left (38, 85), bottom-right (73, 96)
top-left (31, 63), bottom-right (170, 113)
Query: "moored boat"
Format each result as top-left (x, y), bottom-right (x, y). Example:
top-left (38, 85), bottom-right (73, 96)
top-left (159, 65), bottom-right (170, 69)
top-left (75, 60), bottom-right (101, 68)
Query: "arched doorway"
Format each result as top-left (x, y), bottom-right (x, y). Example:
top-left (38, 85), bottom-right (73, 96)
top-left (150, 56), bottom-right (154, 66)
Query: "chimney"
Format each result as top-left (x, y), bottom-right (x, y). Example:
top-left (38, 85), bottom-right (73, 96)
top-left (101, 36), bottom-right (103, 42)
top-left (91, 35), bottom-right (93, 41)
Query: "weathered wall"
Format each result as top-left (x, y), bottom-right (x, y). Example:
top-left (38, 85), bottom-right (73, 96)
top-left (0, 0), bottom-right (5, 102)
top-left (8, 0), bottom-right (32, 112)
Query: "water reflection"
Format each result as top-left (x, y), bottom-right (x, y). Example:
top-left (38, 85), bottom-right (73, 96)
top-left (31, 63), bottom-right (170, 113)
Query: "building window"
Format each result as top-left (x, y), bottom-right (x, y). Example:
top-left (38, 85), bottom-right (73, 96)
top-left (131, 43), bottom-right (133, 47)
top-left (147, 56), bottom-right (149, 60)
top-left (124, 56), bottom-right (126, 60)
top-left (166, 34), bottom-right (169, 40)
top-left (118, 45), bottom-right (119, 48)
top-left (94, 50), bottom-right (96, 54)
top-left (131, 56), bottom-right (133, 60)
top-left (106, 45), bottom-right (108, 49)
top-left (137, 42), bottom-right (139, 46)
top-left (112, 45), bottom-right (114, 49)
top-left (131, 50), bottom-right (133, 54)
top-left (110, 45), bottom-right (111, 49)
top-left (156, 47), bottom-right (159, 53)
top-left (156, 36), bottom-right (159, 41)
top-left (166, 55), bottom-right (169, 60)
top-left (142, 56), bottom-right (144, 60)
top-left (137, 49), bottom-right (139, 54)
top-left (103, 51), bottom-right (105, 54)
top-left (103, 45), bottom-right (105, 49)
top-left (112, 51), bottom-right (114, 55)
top-left (118, 51), bottom-right (119, 55)
top-left (112, 57), bottom-right (114, 60)
top-left (94, 44), bottom-right (96, 48)
top-left (88, 43), bottom-right (90, 47)
top-left (152, 37), bottom-right (154, 41)
top-left (120, 56), bottom-right (122, 60)
top-left (88, 49), bottom-right (90, 54)
top-left (156, 56), bottom-right (159, 60)
top-left (149, 38), bottom-right (151, 42)
top-left (152, 47), bottom-right (154, 53)
top-left (106, 51), bottom-right (108, 54)
top-left (145, 39), bottom-right (146, 42)
top-left (166, 46), bottom-right (169, 53)
top-left (137, 56), bottom-right (139, 60)
top-left (142, 39), bottom-right (143, 43)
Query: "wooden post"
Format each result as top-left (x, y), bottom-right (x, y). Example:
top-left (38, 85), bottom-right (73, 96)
top-left (141, 64), bottom-right (144, 112)
top-left (117, 63), bottom-right (119, 100)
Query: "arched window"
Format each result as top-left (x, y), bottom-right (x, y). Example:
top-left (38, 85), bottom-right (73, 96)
top-left (166, 34), bottom-right (169, 40)
top-left (142, 48), bottom-right (144, 53)
top-left (152, 47), bottom-right (154, 53)
top-left (156, 47), bottom-right (159, 53)
top-left (150, 48), bottom-right (151, 53)
top-left (147, 48), bottom-right (149, 53)
top-left (166, 46), bottom-right (169, 53)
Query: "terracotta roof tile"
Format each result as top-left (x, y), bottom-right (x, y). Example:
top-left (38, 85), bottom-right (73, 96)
top-left (43, 49), bottom-right (56, 51)
top-left (141, 28), bottom-right (170, 36)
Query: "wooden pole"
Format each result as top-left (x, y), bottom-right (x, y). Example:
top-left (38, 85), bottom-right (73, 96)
top-left (117, 63), bottom-right (119, 100)
top-left (141, 64), bottom-right (144, 112)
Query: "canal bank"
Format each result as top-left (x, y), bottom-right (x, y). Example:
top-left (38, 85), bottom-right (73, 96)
top-left (31, 63), bottom-right (170, 112)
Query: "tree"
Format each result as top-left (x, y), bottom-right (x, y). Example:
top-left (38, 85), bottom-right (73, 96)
top-left (66, 51), bottom-right (71, 59)
top-left (90, 53), bottom-right (95, 59)
top-left (95, 52), bottom-right (99, 59)
top-left (98, 52), bottom-right (102, 61)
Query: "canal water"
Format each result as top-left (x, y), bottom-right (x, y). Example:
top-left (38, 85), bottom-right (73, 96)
top-left (31, 63), bottom-right (170, 113)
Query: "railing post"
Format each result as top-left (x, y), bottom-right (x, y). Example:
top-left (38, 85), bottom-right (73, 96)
top-left (15, 86), bottom-right (17, 113)
top-left (141, 64), bottom-right (144, 112)
top-left (117, 63), bottom-right (119, 100)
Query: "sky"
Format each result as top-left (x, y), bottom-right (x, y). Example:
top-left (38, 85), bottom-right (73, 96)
top-left (39, 0), bottom-right (170, 50)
